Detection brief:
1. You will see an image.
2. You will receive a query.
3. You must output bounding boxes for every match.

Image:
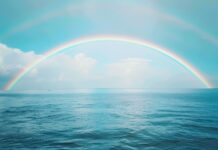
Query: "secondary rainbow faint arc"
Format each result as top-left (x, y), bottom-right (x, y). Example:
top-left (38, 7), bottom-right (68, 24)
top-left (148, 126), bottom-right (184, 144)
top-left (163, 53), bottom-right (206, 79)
top-left (3, 35), bottom-right (213, 91)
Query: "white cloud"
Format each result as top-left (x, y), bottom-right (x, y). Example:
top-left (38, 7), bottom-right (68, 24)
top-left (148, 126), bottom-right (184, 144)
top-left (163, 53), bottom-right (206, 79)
top-left (19, 52), bottom-right (98, 90)
top-left (0, 43), bottom-right (204, 91)
top-left (0, 44), bottom-right (38, 76)
top-left (105, 58), bottom-right (151, 88)
top-left (0, 44), bottom-right (98, 90)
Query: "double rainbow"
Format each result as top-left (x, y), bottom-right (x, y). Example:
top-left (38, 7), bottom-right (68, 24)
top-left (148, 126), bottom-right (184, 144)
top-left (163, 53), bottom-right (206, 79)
top-left (3, 35), bottom-right (213, 91)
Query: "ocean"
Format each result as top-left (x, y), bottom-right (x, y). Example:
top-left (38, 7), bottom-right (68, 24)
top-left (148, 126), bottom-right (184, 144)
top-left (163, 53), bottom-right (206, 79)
top-left (0, 89), bottom-right (218, 150)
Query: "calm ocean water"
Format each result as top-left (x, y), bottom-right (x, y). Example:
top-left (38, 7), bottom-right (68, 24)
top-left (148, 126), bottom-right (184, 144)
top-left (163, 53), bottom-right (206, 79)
top-left (0, 89), bottom-right (218, 150)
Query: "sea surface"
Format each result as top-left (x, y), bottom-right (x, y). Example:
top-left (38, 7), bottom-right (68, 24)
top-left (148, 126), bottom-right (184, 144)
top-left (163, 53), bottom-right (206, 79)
top-left (0, 89), bottom-right (218, 150)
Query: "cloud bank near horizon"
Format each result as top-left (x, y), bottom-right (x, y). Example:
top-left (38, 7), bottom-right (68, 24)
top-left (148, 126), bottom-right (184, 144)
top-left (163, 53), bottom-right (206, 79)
top-left (0, 43), bottom-right (204, 91)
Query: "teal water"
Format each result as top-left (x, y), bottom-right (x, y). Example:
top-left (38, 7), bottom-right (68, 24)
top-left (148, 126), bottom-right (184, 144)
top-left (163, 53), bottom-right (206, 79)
top-left (0, 89), bottom-right (218, 149)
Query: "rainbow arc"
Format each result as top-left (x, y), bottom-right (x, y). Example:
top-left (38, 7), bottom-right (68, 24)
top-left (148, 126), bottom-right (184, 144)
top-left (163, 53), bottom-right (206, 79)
top-left (3, 35), bottom-right (213, 91)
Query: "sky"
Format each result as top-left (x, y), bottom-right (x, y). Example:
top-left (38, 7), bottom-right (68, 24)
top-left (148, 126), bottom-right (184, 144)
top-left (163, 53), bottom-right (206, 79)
top-left (0, 0), bottom-right (218, 91)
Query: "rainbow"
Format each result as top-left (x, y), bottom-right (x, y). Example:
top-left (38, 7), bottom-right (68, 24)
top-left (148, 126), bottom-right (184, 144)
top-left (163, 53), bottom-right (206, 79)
top-left (3, 35), bottom-right (213, 91)
top-left (1, 5), bottom-right (218, 48)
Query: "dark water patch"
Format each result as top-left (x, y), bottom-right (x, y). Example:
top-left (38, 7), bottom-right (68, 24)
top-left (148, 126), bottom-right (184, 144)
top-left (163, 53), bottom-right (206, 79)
top-left (184, 124), bottom-right (218, 133)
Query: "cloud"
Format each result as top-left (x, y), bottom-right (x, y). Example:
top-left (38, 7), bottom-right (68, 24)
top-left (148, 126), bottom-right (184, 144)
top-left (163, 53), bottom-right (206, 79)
top-left (0, 44), bottom-right (97, 90)
top-left (0, 43), bottom-right (204, 91)
top-left (17, 52), bottom-right (98, 90)
top-left (105, 58), bottom-right (152, 88)
top-left (103, 58), bottom-right (201, 88)
top-left (0, 44), bottom-right (39, 88)
top-left (0, 44), bottom-right (38, 76)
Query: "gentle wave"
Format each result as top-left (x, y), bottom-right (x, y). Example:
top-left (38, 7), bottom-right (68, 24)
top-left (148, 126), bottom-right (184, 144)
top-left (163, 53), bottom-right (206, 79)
top-left (0, 90), bottom-right (218, 149)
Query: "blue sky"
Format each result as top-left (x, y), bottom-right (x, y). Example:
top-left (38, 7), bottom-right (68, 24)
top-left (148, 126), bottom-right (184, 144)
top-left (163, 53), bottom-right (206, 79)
top-left (0, 0), bottom-right (217, 90)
